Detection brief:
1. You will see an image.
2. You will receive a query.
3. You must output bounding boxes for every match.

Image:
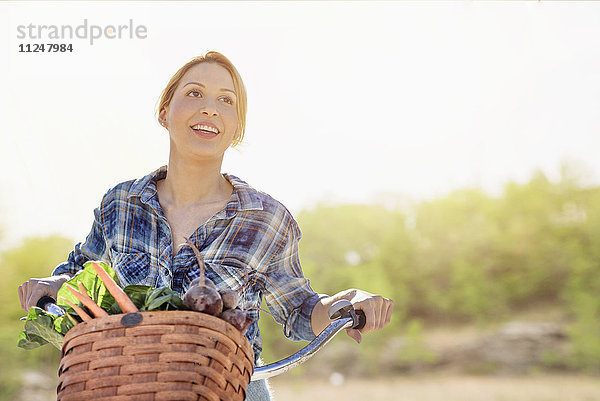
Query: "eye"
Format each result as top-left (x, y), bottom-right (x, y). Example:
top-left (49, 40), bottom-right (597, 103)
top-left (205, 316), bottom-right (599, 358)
top-left (187, 90), bottom-right (202, 98)
top-left (220, 96), bottom-right (234, 105)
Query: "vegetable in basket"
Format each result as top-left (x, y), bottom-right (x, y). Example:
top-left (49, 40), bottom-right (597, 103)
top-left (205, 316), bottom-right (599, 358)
top-left (90, 261), bottom-right (139, 313)
top-left (182, 238), bottom-right (255, 334)
top-left (17, 261), bottom-right (121, 349)
top-left (19, 253), bottom-right (255, 349)
top-left (18, 261), bottom-right (183, 349)
top-left (182, 238), bottom-right (223, 315)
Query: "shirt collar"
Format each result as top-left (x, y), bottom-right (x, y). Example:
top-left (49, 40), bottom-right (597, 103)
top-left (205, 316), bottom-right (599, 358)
top-left (128, 166), bottom-right (263, 213)
top-left (128, 166), bottom-right (166, 203)
top-left (223, 173), bottom-right (264, 212)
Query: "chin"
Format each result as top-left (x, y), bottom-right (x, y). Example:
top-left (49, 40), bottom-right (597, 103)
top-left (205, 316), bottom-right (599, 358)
top-left (187, 145), bottom-right (228, 161)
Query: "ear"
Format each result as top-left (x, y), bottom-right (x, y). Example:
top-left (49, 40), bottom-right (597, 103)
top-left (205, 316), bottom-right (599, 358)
top-left (158, 108), bottom-right (168, 128)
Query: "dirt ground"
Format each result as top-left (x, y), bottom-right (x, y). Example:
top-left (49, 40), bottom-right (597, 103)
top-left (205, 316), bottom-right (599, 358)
top-left (14, 370), bottom-right (600, 401)
top-left (268, 374), bottom-right (600, 401)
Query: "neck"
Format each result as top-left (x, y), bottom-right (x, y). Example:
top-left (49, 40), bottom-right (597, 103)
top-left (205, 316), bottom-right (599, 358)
top-left (159, 153), bottom-right (232, 208)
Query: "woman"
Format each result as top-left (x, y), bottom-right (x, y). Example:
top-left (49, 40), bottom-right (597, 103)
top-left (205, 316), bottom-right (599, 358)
top-left (18, 51), bottom-right (394, 400)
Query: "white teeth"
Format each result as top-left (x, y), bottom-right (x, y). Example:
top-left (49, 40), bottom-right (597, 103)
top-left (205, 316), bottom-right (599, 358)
top-left (191, 124), bottom-right (219, 134)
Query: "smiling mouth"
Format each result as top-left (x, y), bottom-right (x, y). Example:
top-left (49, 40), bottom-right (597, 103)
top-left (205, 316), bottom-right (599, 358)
top-left (191, 124), bottom-right (220, 135)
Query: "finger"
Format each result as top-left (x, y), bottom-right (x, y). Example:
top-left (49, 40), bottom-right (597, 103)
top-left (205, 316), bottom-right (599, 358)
top-left (28, 280), bottom-right (43, 311)
top-left (361, 303), bottom-right (377, 333)
top-left (25, 288), bottom-right (37, 311)
top-left (346, 328), bottom-right (362, 344)
top-left (376, 298), bottom-right (391, 330)
top-left (365, 296), bottom-right (384, 331)
top-left (375, 301), bottom-right (384, 331)
top-left (384, 299), bottom-right (394, 326)
top-left (23, 282), bottom-right (34, 311)
top-left (26, 286), bottom-right (45, 311)
top-left (23, 284), bottom-right (33, 311)
top-left (376, 298), bottom-right (385, 330)
top-left (18, 283), bottom-right (26, 310)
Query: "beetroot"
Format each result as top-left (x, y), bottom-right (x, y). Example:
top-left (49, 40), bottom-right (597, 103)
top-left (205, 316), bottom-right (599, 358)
top-left (183, 286), bottom-right (223, 315)
top-left (189, 276), bottom-right (216, 290)
top-left (183, 237), bottom-right (254, 331)
top-left (220, 308), bottom-right (254, 335)
top-left (183, 238), bottom-right (223, 316)
top-left (219, 289), bottom-right (239, 310)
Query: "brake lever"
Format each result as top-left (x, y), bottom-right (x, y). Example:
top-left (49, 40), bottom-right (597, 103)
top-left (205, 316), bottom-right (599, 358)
top-left (328, 299), bottom-right (366, 330)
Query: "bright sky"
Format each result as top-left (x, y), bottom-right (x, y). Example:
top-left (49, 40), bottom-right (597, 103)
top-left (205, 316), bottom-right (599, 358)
top-left (1, 1), bottom-right (600, 250)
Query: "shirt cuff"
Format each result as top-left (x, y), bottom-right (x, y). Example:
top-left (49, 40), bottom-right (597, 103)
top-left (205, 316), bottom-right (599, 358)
top-left (51, 262), bottom-right (80, 278)
top-left (285, 292), bottom-right (329, 341)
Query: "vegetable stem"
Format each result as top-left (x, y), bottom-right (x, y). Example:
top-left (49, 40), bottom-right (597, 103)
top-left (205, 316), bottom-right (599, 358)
top-left (184, 238), bottom-right (205, 287)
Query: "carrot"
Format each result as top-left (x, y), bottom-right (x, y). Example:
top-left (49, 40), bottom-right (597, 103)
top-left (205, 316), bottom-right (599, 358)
top-left (59, 296), bottom-right (92, 322)
top-left (91, 262), bottom-right (139, 313)
top-left (78, 282), bottom-right (110, 317)
top-left (66, 284), bottom-right (108, 318)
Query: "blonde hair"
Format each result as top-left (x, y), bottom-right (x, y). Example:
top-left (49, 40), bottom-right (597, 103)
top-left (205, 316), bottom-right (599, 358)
top-left (156, 51), bottom-right (247, 147)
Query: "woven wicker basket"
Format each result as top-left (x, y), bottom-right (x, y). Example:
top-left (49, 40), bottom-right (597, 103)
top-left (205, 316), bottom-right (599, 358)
top-left (57, 311), bottom-right (254, 401)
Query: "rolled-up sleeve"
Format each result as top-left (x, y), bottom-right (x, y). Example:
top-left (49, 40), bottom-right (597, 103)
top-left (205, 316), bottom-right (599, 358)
top-left (52, 199), bottom-right (109, 278)
top-left (260, 215), bottom-right (325, 341)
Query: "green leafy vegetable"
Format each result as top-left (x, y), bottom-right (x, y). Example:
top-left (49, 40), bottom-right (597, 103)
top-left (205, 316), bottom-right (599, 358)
top-left (118, 285), bottom-right (183, 312)
top-left (123, 285), bottom-right (152, 310)
top-left (56, 261), bottom-right (119, 312)
top-left (17, 330), bottom-right (47, 350)
top-left (18, 260), bottom-right (183, 351)
top-left (17, 307), bottom-right (66, 350)
top-left (143, 286), bottom-right (182, 311)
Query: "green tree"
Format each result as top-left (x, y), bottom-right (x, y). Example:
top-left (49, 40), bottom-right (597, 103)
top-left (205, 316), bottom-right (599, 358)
top-left (0, 236), bottom-right (73, 400)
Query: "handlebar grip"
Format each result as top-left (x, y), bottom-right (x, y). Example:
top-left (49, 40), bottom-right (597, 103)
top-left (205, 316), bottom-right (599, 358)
top-left (354, 310), bottom-right (366, 330)
top-left (36, 296), bottom-right (56, 309)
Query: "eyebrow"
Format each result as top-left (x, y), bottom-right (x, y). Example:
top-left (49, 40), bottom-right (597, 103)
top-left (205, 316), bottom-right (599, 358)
top-left (183, 82), bottom-right (236, 96)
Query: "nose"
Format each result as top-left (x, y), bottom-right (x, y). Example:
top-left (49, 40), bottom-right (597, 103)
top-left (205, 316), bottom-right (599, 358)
top-left (201, 98), bottom-right (219, 117)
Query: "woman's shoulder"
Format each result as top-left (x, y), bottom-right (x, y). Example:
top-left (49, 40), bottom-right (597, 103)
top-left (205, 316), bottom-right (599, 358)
top-left (102, 166), bottom-right (167, 204)
top-left (103, 179), bottom-right (137, 198)
top-left (225, 173), bottom-right (297, 224)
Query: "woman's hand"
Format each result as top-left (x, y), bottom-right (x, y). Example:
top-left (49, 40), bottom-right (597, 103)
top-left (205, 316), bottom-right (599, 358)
top-left (311, 288), bottom-right (394, 343)
top-left (339, 289), bottom-right (394, 343)
top-left (18, 274), bottom-right (71, 312)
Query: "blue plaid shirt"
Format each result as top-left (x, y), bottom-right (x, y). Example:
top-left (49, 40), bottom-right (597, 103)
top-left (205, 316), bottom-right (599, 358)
top-left (52, 166), bottom-right (323, 363)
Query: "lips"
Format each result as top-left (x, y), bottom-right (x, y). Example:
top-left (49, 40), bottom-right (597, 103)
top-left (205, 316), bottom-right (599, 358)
top-left (190, 122), bottom-right (220, 135)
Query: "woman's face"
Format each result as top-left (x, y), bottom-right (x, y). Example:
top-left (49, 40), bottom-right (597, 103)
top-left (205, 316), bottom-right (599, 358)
top-left (159, 62), bottom-right (239, 162)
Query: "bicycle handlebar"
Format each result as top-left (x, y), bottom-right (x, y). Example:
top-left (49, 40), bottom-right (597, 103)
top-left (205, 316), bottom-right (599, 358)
top-left (251, 300), bottom-right (365, 381)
